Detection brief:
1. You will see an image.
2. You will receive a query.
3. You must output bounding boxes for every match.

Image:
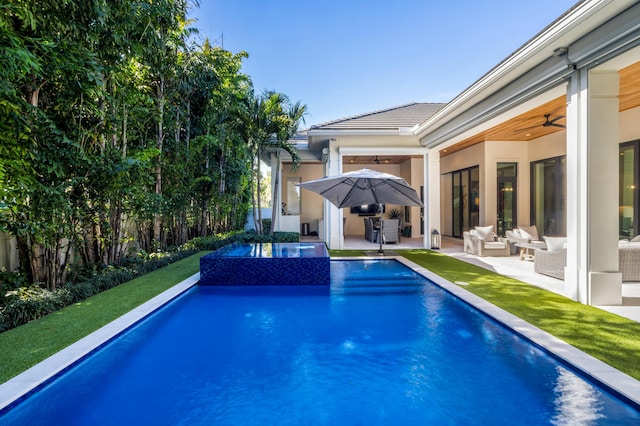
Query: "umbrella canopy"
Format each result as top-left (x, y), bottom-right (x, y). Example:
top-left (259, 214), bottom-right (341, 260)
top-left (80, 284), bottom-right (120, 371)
top-left (298, 168), bottom-right (424, 252)
top-left (298, 168), bottom-right (424, 209)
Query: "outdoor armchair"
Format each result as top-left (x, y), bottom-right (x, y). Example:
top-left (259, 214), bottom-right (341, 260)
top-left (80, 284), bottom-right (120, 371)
top-left (534, 248), bottom-right (566, 280)
top-left (381, 219), bottom-right (399, 244)
top-left (463, 225), bottom-right (510, 257)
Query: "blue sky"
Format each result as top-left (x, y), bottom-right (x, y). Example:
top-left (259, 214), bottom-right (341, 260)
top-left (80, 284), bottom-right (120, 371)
top-left (189, 0), bottom-right (578, 127)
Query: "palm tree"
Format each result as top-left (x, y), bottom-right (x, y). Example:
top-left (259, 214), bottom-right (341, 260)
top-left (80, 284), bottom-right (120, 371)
top-left (269, 98), bottom-right (307, 233)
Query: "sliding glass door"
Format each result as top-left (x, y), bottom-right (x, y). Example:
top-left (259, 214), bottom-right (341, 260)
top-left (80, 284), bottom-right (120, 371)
top-left (450, 166), bottom-right (479, 238)
top-left (530, 156), bottom-right (566, 237)
top-left (620, 141), bottom-right (639, 238)
top-left (497, 163), bottom-right (517, 237)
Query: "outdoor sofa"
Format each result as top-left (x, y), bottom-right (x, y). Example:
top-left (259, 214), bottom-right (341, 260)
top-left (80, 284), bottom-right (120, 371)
top-left (534, 239), bottom-right (640, 281)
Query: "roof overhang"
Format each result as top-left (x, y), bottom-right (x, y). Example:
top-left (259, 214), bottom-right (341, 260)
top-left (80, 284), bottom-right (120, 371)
top-left (417, 0), bottom-right (640, 148)
top-left (307, 127), bottom-right (417, 137)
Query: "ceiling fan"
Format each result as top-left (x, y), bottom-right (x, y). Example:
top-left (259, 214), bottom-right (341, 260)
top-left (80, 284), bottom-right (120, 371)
top-left (374, 155), bottom-right (390, 164)
top-left (515, 113), bottom-right (566, 132)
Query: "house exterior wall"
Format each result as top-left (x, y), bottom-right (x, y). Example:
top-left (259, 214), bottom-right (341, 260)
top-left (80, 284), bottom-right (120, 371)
top-left (439, 132), bottom-right (568, 235)
top-left (620, 106), bottom-right (640, 142)
top-left (440, 143), bottom-right (485, 235)
top-left (484, 141), bottom-right (529, 230)
top-left (281, 162), bottom-right (325, 235)
top-left (296, 134), bottom-right (427, 246)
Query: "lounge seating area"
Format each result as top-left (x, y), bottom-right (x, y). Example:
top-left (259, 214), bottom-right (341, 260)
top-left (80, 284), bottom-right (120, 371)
top-left (534, 238), bottom-right (640, 281)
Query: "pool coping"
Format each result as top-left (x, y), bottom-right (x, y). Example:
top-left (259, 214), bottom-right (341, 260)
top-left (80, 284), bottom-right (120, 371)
top-left (388, 256), bottom-right (640, 408)
top-left (0, 272), bottom-right (201, 411)
top-left (2, 257), bottom-right (640, 412)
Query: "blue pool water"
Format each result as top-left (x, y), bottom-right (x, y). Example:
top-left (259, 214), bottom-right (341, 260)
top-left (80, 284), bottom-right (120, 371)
top-left (209, 242), bottom-right (328, 258)
top-left (1, 259), bottom-right (639, 425)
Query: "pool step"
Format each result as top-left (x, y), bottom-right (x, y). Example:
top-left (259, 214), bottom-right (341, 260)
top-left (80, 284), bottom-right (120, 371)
top-left (331, 277), bottom-right (426, 294)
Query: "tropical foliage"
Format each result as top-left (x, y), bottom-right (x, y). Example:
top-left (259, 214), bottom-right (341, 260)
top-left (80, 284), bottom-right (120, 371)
top-left (0, 1), bottom-right (307, 290)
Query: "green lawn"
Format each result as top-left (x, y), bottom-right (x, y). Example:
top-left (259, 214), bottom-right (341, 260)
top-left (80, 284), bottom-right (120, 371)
top-left (2, 248), bottom-right (640, 385)
top-left (0, 252), bottom-right (210, 384)
top-left (397, 249), bottom-right (640, 381)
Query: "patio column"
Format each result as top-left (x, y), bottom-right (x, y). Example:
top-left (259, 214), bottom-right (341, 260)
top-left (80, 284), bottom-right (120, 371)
top-left (566, 69), bottom-right (622, 305)
top-left (325, 144), bottom-right (342, 250)
top-left (426, 150), bottom-right (440, 248)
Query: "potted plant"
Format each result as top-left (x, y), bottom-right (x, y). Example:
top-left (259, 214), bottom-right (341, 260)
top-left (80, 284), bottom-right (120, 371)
top-left (386, 208), bottom-right (403, 240)
top-left (387, 208), bottom-right (403, 220)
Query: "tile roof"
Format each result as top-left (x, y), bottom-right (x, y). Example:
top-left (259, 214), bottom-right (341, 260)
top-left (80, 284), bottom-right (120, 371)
top-left (309, 103), bottom-right (446, 131)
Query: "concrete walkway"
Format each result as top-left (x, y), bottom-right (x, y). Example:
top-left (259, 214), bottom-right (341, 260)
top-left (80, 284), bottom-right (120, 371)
top-left (303, 234), bottom-right (640, 322)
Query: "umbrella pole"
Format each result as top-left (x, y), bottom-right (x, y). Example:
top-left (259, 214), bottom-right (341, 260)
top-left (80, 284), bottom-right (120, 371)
top-left (378, 204), bottom-right (384, 254)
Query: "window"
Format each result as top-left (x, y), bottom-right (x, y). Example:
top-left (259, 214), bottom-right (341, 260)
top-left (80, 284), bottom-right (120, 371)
top-left (286, 177), bottom-right (301, 215)
top-left (620, 141), bottom-right (639, 238)
top-left (448, 166), bottom-right (480, 238)
top-left (497, 163), bottom-right (517, 237)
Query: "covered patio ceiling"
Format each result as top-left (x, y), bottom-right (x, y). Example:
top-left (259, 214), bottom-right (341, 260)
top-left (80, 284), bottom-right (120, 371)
top-left (440, 61), bottom-right (640, 157)
top-left (343, 155), bottom-right (420, 165)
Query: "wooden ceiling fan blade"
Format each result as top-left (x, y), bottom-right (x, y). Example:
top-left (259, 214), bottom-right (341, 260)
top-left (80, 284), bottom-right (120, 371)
top-left (549, 115), bottom-right (565, 124)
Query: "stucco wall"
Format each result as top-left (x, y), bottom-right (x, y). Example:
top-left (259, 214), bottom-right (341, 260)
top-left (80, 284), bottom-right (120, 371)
top-left (281, 162), bottom-right (325, 234)
top-left (620, 106), bottom-right (640, 142)
top-left (439, 133), bottom-right (567, 235)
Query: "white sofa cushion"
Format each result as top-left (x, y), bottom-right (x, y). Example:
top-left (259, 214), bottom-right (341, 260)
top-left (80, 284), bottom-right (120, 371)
top-left (475, 225), bottom-right (494, 241)
top-left (484, 241), bottom-right (507, 250)
top-left (544, 236), bottom-right (567, 252)
top-left (518, 225), bottom-right (539, 241)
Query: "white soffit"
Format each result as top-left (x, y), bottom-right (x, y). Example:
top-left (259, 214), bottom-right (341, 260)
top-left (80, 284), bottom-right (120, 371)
top-left (435, 84), bottom-right (569, 151)
top-left (415, 0), bottom-right (637, 137)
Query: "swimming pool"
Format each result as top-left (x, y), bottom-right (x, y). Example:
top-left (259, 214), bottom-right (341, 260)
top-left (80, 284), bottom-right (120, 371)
top-left (1, 258), bottom-right (639, 424)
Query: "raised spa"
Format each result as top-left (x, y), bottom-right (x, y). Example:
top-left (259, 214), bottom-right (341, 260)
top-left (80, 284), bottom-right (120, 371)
top-left (199, 242), bottom-right (330, 286)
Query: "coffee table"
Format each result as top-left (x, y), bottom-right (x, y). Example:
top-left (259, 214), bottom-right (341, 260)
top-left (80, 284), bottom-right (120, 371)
top-left (515, 241), bottom-right (546, 260)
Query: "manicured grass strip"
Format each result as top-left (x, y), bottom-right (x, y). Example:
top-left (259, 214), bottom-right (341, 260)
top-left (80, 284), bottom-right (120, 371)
top-left (328, 249), bottom-right (366, 257)
top-left (0, 252), bottom-right (210, 384)
top-left (396, 249), bottom-right (640, 381)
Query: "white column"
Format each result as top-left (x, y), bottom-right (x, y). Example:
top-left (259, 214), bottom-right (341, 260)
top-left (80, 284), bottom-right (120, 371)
top-left (426, 150), bottom-right (441, 248)
top-left (565, 72), bottom-right (585, 302)
top-left (567, 70), bottom-right (622, 305)
top-left (325, 143), bottom-right (342, 250)
top-left (586, 70), bottom-right (622, 305)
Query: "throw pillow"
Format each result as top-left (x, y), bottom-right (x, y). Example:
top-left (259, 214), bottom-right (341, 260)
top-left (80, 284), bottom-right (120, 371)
top-left (518, 225), bottom-right (539, 241)
top-left (631, 235), bottom-right (640, 242)
top-left (544, 236), bottom-right (567, 252)
top-left (475, 225), bottom-right (494, 241)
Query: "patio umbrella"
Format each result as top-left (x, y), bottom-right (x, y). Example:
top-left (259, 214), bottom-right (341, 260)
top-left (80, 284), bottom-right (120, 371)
top-left (298, 168), bottom-right (424, 253)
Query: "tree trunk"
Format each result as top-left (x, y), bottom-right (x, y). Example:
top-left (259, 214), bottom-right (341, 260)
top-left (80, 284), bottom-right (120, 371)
top-left (153, 76), bottom-right (165, 248)
top-left (255, 152), bottom-right (263, 235)
top-left (270, 150), bottom-right (281, 234)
